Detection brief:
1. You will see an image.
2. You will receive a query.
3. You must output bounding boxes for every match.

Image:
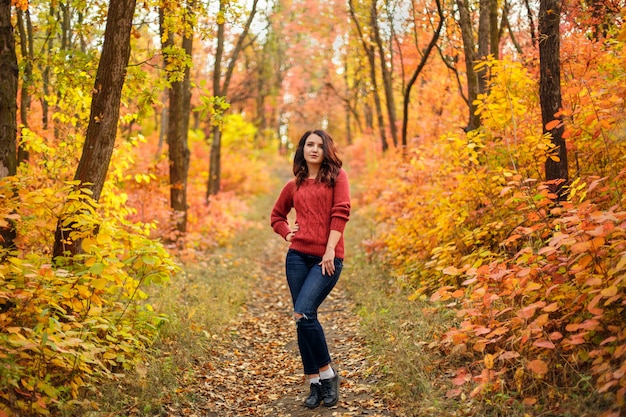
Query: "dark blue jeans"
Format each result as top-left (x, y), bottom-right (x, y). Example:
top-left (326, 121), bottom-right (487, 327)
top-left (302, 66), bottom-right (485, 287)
top-left (285, 249), bottom-right (343, 375)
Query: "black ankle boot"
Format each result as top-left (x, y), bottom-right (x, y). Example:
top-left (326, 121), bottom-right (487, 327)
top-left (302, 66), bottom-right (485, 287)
top-left (304, 383), bottom-right (322, 408)
top-left (320, 373), bottom-right (339, 407)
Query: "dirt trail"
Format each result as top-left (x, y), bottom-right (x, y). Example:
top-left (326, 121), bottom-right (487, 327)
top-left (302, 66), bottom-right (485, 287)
top-left (168, 220), bottom-right (400, 416)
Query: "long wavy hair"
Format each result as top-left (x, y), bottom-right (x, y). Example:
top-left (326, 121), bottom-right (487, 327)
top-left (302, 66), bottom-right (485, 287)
top-left (293, 129), bottom-right (342, 188)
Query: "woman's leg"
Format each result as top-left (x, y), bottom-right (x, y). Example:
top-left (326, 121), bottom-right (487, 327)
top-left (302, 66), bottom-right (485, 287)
top-left (285, 250), bottom-right (320, 375)
top-left (286, 251), bottom-right (343, 407)
top-left (292, 257), bottom-right (342, 372)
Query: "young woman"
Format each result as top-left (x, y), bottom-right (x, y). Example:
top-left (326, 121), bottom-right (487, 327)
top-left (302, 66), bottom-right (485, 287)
top-left (270, 129), bottom-right (351, 408)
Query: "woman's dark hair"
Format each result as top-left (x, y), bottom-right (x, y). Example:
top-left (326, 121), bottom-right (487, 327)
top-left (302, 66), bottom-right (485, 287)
top-left (293, 129), bottom-right (342, 188)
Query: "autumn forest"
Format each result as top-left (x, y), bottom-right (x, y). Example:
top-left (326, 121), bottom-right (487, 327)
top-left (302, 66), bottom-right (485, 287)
top-left (1, 0), bottom-right (625, 416)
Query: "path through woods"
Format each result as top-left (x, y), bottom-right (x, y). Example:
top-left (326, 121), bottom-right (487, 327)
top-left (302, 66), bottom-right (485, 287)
top-left (162, 189), bottom-right (401, 416)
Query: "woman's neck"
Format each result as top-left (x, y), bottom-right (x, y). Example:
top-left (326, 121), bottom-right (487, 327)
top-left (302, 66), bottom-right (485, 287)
top-left (307, 163), bottom-right (320, 178)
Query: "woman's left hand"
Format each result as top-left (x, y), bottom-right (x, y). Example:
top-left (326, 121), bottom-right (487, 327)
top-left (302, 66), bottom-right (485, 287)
top-left (320, 247), bottom-right (336, 276)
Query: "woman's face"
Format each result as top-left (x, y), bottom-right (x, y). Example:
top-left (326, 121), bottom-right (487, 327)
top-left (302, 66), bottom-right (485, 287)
top-left (303, 134), bottom-right (324, 167)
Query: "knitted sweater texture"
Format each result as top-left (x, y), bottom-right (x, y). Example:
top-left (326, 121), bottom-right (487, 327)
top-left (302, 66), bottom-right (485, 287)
top-left (271, 168), bottom-right (351, 259)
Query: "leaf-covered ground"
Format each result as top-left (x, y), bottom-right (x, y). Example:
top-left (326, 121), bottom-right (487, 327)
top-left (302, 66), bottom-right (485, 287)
top-left (161, 232), bottom-right (400, 417)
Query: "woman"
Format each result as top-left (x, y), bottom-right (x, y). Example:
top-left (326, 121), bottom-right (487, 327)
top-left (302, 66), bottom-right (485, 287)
top-left (270, 129), bottom-right (351, 409)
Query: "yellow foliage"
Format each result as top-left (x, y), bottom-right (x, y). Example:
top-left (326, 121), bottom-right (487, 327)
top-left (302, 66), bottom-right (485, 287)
top-left (0, 173), bottom-right (179, 415)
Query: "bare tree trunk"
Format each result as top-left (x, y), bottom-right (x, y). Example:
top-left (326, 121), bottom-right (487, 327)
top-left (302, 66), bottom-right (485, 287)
top-left (524, 0), bottom-right (537, 48)
top-left (0, 0), bottom-right (17, 178)
top-left (60, 2), bottom-right (71, 50)
top-left (16, 9), bottom-right (33, 162)
top-left (539, 0), bottom-right (568, 196)
top-left (159, 1), bottom-right (194, 235)
top-left (502, 0), bottom-right (523, 54)
top-left (52, 0), bottom-right (137, 258)
top-left (344, 60), bottom-right (352, 145)
top-left (477, 0), bottom-right (490, 95)
top-left (455, 0), bottom-right (481, 131)
top-left (207, 0), bottom-right (226, 199)
top-left (402, 0), bottom-right (444, 147)
top-left (489, 0), bottom-right (500, 58)
top-left (171, 1), bottom-right (194, 235)
top-left (207, 0), bottom-right (259, 198)
top-left (0, 0), bottom-right (17, 251)
top-left (348, 0), bottom-right (388, 151)
top-left (41, 2), bottom-right (54, 130)
top-left (372, 0), bottom-right (398, 147)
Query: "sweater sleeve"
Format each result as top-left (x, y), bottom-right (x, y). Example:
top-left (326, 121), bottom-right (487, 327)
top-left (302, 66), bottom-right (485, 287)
top-left (329, 169), bottom-right (351, 233)
top-left (271, 180), bottom-right (295, 239)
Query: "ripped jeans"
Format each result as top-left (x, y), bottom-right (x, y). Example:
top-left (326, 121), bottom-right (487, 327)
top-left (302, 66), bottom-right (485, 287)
top-left (285, 249), bottom-right (343, 375)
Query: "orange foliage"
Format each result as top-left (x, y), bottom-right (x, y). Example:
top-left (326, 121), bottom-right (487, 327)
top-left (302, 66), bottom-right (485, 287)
top-left (358, 29), bottom-right (626, 416)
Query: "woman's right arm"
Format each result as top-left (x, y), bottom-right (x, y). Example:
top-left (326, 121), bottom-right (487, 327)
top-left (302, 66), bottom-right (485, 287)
top-left (270, 181), bottom-right (295, 240)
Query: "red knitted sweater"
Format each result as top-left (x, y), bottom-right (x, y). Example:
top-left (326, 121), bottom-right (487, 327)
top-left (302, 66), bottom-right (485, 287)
top-left (271, 168), bottom-right (351, 259)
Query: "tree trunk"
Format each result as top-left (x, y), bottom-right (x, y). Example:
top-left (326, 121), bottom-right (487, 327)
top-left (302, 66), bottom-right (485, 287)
top-left (16, 9), bottom-right (33, 162)
top-left (524, 0), bottom-right (537, 48)
top-left (166, 1), bottom-right (194, 235)
top-left (41, 2), bottom-right (54, 130)
top-left (207, 0), bottom-right (259, 198)
top-left (167, 74), bottom-right (190, 235)
top-left (372, 0), bottom-right (398, 147)
top-left (344, 60), bottom-right (352, 146)
top-left (207, 0), bottom-right (226, 199)
top-left (208, 126), bottom-right (221, 197)
top-left (0, 0), bottom-right (17, 177)
top-left (539, 0), bottom-right (568, 196)
top-left (455, 0), bottom-right (481, 131)
top-left (60, 2), bottom-right (71, 50)
top-left (0, 0), bottom-right (18, 250)
top-left (348, 0), bottom-right (388, 151)
top-left (489, 0), bottom-right (500, 58)
top-left (402, 0), bottom-right (444, 147)
top-left (52, 0), bottom-right (136, 258)
top-left (477, 0), bottom-right (491, 95)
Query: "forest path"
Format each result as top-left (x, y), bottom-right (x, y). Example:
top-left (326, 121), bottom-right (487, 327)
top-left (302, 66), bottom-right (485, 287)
top-left (165, 177), bottom-right (400, 416)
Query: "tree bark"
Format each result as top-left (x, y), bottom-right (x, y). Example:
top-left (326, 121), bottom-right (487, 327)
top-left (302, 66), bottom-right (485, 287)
top-left (348, 0), bottom-right (388, 151)
top-left (402, 0), bottom-right (444, 147)
top-left (208, 0), bottom-right (259, 198)
top-left (455, 0), bottom-right (481, 131)
top-left (41, 2), bottom-right (54, 130)
top-left (166, 1), bottom-right (194, 235)
top-left (477, 0), bottom-right (491, 95)
top-left (207, 0), bottom-right (226, 199)
top-left (52, 0), bottom-right (137, 258)
top-left (524, 0), bottom-right (537, 48)
top-left (0, 0), bottom-right (18, 250)
top-left (489, 0), bottom-right (500, 58)
top-left (539, 0), bottom-right (568, 195)
top-left (16, 9), bottom-right (33, 162)
top-left (372, 0), bottom-right (398, 147)
top-left (0, 0), bottom-right (17, 178)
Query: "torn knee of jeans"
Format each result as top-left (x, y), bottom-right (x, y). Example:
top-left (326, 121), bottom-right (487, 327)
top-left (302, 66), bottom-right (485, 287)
top-left (294, 312), bottom-right (309, 323)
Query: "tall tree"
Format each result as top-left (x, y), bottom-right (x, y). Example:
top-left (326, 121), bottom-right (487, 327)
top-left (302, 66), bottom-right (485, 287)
top-left (539, 0), bottom-right (568, 195)
top-left (524, 0), bottom-right (538, 48)
top-left (476, 0), bottom-right (491, 94)
top-left (401, 0), bottom-right (445, 147)
top-left (372, 0), bottom-right (398, 147)
top-left (16, 9), bottom-right (33, 162)
top-left (52, 0), bottom-right (137, 258)
top-left (348, 0), bottom-right (389, 152)
top-left (207, 0), bottom-right (259, 198)
top-left (160, 0), bottom-right (195, 235)
top-left (454, 0), bottom-right (500, 131)
top-left (455, 0), bottom-right (481, 131)
top-left (0, 0), bottom-right (18, 250)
